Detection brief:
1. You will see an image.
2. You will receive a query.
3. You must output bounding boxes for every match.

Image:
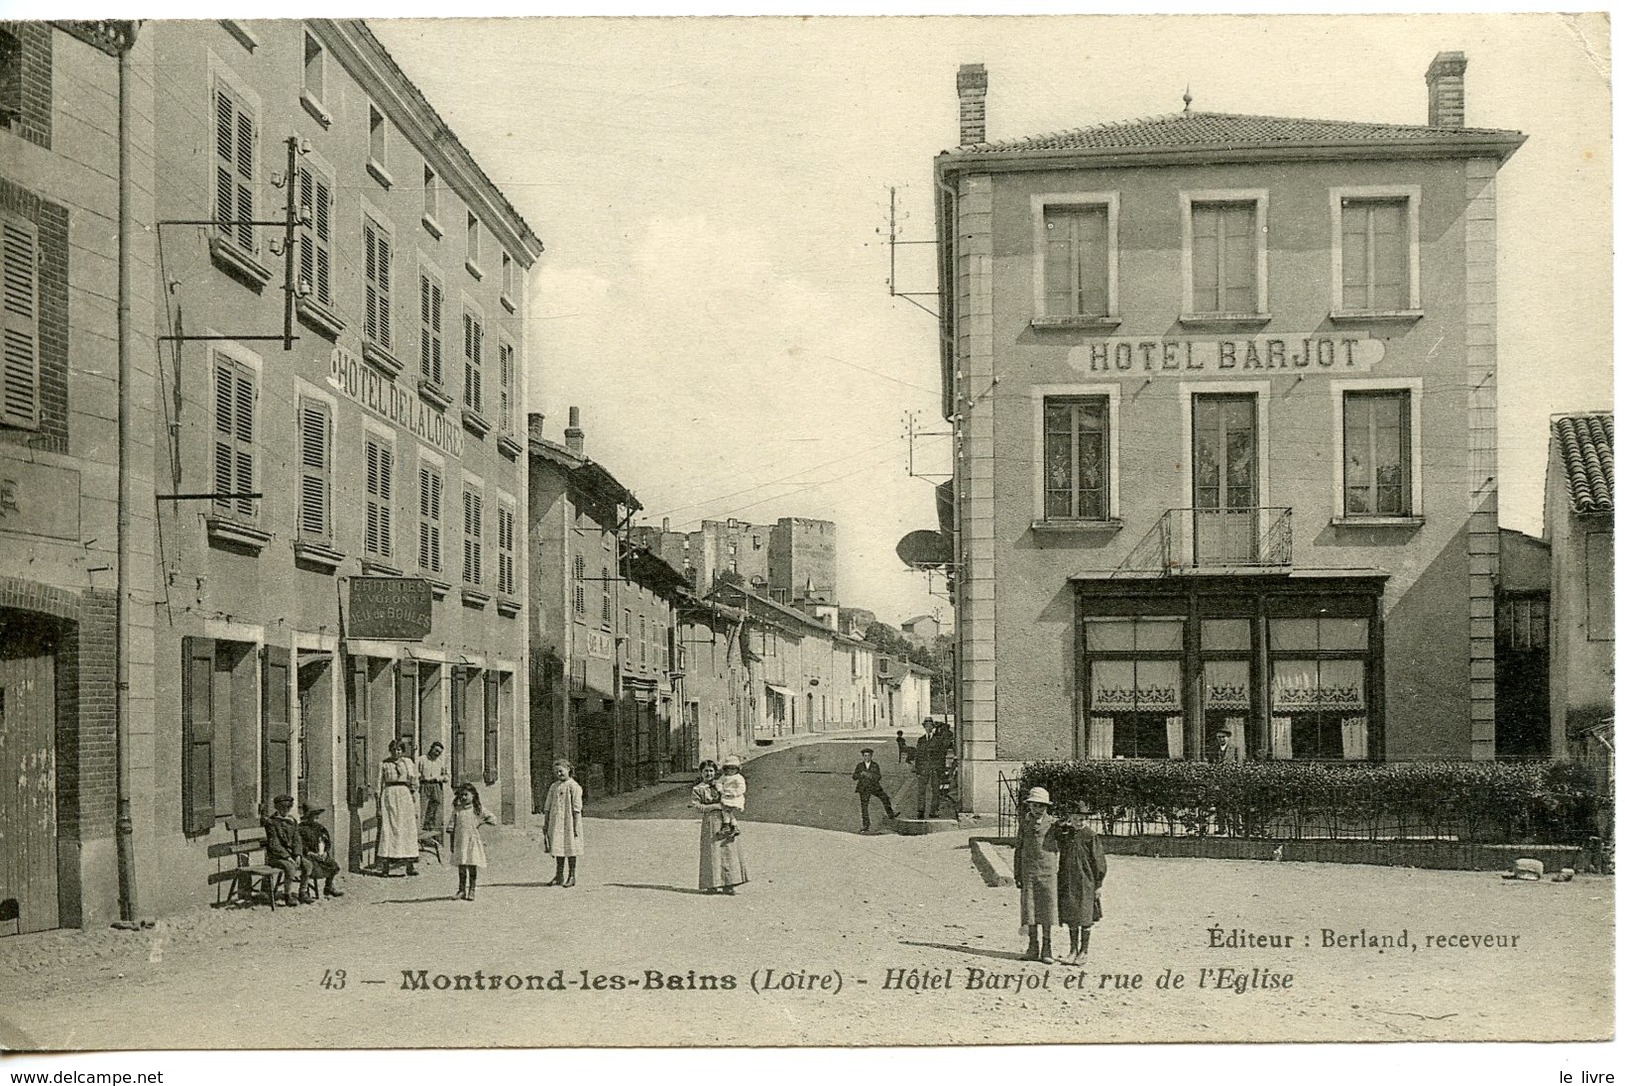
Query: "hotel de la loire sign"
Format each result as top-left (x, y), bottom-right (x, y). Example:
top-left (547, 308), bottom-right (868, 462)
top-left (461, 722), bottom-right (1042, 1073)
top-left (1067, 332), bottom-right (1385, 377)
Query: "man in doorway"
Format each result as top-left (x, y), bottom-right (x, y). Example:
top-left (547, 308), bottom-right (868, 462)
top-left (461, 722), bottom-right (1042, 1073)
top-left (1209, 729), bottom-right (1243, 764)
top-left (418, 740), bottom-right (450, 831)
top-left (914, 718), bottom-right (948, 819)
top-left (852, 746), bottom-right (897, 832)
top-left (1208, 728), bottom-right (1244, 836)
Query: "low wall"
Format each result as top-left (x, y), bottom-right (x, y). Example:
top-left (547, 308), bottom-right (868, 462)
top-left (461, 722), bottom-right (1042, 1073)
top-left (974, 836), bottom-right (1591, 873)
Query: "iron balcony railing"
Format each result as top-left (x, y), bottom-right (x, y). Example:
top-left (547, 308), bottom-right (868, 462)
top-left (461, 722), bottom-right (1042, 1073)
top-left (1119, 507), bottom-right (1293, 574)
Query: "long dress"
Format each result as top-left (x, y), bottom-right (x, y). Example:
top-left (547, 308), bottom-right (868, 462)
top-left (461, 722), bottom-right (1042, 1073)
top-left (694, 782), bottom-right (748, 890)
top-left (541, 778), bottom-right (584, 857)
top-left (447, 805), bottom-right (491, 867)
top-left (1014, 812), bottom-right (1059, 926)
top-left (1056, 815), bottom-right (1108, 927)
top-left (376, 757), bottom-right (418, 860)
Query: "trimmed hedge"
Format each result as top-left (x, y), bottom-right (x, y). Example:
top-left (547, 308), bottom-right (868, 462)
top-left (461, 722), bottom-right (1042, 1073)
top-left (1019, 759), bottom-right (1607, 844)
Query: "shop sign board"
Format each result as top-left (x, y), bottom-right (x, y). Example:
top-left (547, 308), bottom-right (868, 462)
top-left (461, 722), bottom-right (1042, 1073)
top-left (349, 577), bottom-right (433, 640)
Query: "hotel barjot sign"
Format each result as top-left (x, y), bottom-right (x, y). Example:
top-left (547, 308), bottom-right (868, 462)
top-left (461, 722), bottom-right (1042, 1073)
top-left (1067, 332), bottom-right (1385, 377)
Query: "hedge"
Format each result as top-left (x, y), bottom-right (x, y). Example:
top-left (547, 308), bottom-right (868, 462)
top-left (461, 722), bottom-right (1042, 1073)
top-left (1018, 759), bottom-right (1608, 844)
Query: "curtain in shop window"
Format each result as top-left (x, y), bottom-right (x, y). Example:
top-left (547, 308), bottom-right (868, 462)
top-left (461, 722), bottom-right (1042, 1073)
top-left (1225, 715), bottom-right (1248, 760)
top-left (1165, 718), bottom-right (1184, 760)
top-left (1087, 717), bottom-right (1114, 760)
top-left (1341, 716), bottom-right (1369, 760)
top-left (1271, 717), bottom-right (1293, 760)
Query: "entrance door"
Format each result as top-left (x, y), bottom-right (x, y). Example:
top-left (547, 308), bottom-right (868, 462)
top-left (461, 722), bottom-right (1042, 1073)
top-left (0, 614), bottom-right (59, 935)
top-left (1193, 394), bottom-right (1259, 565)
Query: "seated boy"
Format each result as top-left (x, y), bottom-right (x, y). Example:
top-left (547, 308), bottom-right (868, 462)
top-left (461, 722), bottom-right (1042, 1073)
top-left (263, 794), bottom-right (310, 907)
top-left (298, 803), bottom-right (343, 900)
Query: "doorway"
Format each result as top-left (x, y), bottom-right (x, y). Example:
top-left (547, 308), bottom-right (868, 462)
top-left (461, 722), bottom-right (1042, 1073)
top-left (0, 610), bottom-right (60, 935)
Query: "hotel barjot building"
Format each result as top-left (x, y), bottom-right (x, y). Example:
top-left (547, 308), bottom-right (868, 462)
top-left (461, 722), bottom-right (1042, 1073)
top-left (934, 55), bottom-right (1525, 814)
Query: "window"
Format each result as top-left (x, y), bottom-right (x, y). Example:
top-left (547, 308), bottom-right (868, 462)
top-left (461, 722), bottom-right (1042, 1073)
top-left (0, 26), bottom-right (20, 129)
top-left (601, 568), bottom-right (612, 627)
top-left (1332, 188), bottom-right (1421, 315)
top-left (1497, 596), bottom-right (1549, 652)
top-left (1083, 618), bottom-right (1184, 760)
top-left (418, 460), bottom-right (443, 574)
top-left (363, 216), bottom-right (393, 352)
top-left (497, 500), bottom-right (516, 596)
top-left (419, 270), bottom-right (444, 387)
top-left (1268, 617), bottom-right (1370, 761)
top-left (212, 352), bottom-right (257, 520)
top-left (302, 31), bottom-right (324, 102)
top-left (501, 252), bottom-right (516, 304)
top-left (466, 212), bottom-right (481, 273)
top-left (296, 163), bottom-right (334, 308)
top-left (422, 164), bottom-right (438, 224)
top-left (462, 307), bottom-right (484, 413)
top-left (368, 104), bottom-right (386, 169)
top-left (461, 483), bottom-right (483, 585)
top-left (213, 82), bottom-right (257, 254)
top-left (363, 430), bottom-right (394, 559)
top-left (1182, 192), bottom-right (1267, 318)
top-left (639, 614), bottom-right (648, 665)
top-left (497, 339), bottom-right (514, 434)
top-left (1036, 197), bottom-right (1116, 320)
top-left (573, 554), bottom-right (586, 614)
top-left (1042, 395), bottom-right (1110, 520)
top-left (1342, 390), bottom-right (1411, 516)
top-left (295, 397), bottom-right (332, 541)
top-left (1, 212), bottom-right (39, 429)
top-left (1587, 532), bottom-right (1614, 641)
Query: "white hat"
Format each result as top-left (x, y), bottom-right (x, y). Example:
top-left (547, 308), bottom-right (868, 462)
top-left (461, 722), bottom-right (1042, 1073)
top-left (1026, 786), bottom-right (1052, 806)
top-left (721, 754), bottom-right (742, 769)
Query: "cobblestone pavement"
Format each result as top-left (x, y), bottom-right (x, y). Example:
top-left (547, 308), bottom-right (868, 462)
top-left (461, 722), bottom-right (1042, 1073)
top-left (0, 742), bottom-right (1612, 1052)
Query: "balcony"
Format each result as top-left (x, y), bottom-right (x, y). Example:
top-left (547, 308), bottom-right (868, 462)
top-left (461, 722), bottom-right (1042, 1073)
top-left (1118, 507), bottom-right (1292, 575)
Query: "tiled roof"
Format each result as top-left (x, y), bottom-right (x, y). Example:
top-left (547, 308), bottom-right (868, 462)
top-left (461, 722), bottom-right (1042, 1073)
top-left (1553, 414), bottom-right (1614, 515)
top-left (951, 111), bottom-right (1522, 156)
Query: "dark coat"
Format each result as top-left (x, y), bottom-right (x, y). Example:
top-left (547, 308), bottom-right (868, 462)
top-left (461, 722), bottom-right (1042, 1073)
top-left (1055, 815), bottom-right (1108, 926)
top-left (264, 814), bottom-right (304, 863)
top-left (852, 760), bottom-right (887, 795)
top-left (297, 819), bottom-right (333, 857)
top-left (1014, 812), bottom-right (1059, 926)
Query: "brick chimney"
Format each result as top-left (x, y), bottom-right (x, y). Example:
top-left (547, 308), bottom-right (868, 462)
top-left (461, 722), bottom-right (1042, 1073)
top-left (1426, 51), bottom-right (1468, 128)
top-left (957, 63), bottom-right (987, 145)
top-left (662, 517), bottom-right (670, 533)
top-left (564, 405), bottom-right (584, 455)
top-left (527, 411), bottom-right (545, 443)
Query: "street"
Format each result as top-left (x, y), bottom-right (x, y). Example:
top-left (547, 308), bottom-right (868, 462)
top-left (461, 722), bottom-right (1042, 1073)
top-left (0, 738), bottom-right (1612, 1049)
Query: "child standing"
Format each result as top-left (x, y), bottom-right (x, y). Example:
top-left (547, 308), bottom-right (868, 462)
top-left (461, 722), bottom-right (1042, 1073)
top-left (446, 783), bottom-right (495, 901)
top-left (1055, 800), bottom-right (1107, 965)
top-left (542, 759), bottom-right (583, 888)
top-left (715, 755), bottom-right (747, 843)
top-left (1013, 786), bottom-right (1060, 963)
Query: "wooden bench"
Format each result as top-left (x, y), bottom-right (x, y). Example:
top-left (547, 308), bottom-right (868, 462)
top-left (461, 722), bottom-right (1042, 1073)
top-left (206, 815), bottom-right (291, 910)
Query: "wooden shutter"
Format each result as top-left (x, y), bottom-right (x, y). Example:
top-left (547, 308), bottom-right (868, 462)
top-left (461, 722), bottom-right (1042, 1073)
top-left (463, 487), bottom-right (482, 584)
top-left (297, 398), bottom-right (330, 540)
top-left (483, 671), bottom-right (500, 785)
top-left (364, 218), bottom-right (391, 348)
top-left (347, 655), bottom-right (371, 808)
top-left (0, 214), bottom-right (39, 429)
top-left (449, 667), bottom-right (468, 785)
top-left (182, 637), bottom-right (216, 835)
top-left (214, 86), bottom-right (255, 252)
top-left (418, 465), bottom-right (442, 574)
top-left (498, 504), bottom-right (515, 596)
top-left (261, 645), bottom-right (292, 807)
top-left (498, 341), bottom-right (512, 432)
top-left (234, 100), bottom-right (255, 252)
top-left (396, 658), bottom-right (418, 746)
top-left (376, 230), bottom-right (392, 349)
top-left (419, 273), bottom-right (444, 385)
top-left (212, 356), bottom-right (255, 518)
top-left (314, 176), bottom-right (332, 304)
top-left (365, 435), bottom-right (393, 559)
top-left (463, 312), bottom-right (482, 411)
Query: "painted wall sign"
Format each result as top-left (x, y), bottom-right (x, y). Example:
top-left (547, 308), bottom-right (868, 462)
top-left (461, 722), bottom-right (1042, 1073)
top-left (0, 459), bottom-right (81, 540)
top-left (586, 630), bottom-right (614, 660)
top-left (328, 347), bottom-right (465, 458)
top-left (348, 576), bottom-right (434, 640)
top-left (1067, 334), bottom-right (1385, 377)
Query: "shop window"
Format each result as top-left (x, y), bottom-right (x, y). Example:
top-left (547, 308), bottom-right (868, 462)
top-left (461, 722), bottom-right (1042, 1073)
top-left (1034, 195), bottom-right (1117, 321)
top-left (1082, 618), bottom-right (1185, 760)
top-left (1268, 617), bottom-right (1370, 760)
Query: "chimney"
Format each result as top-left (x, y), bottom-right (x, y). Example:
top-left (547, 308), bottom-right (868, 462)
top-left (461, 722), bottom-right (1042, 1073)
top-left (564, 405), bottom-right (584, 455)
top-left (662, 517), bottom-right (671, 533)
top-left (1426, 51), bottom-right (1468, 128)
top-left (527, 411), bottom-right (545, 443)
top-left (957, 63), bottom-right (987, 145)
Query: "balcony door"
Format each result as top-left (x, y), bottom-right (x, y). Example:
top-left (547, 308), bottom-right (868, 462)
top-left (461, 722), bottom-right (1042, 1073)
top-left (1192, 393), bottom-right (1258, 565)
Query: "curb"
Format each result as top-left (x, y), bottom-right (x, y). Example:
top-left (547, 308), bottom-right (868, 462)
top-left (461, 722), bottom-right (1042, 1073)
top-left (970, 837), bottom-right (1015, 887)
top-left (895, 817), bottom-right (960, 836)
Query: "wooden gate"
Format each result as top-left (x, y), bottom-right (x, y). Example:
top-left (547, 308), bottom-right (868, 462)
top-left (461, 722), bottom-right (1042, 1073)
top-left (0, 616), bottom-right (59, 936)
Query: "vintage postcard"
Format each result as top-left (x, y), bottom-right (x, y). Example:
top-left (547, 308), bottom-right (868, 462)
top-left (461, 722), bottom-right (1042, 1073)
top-left (0, 9), bottom-right (1612, 1076)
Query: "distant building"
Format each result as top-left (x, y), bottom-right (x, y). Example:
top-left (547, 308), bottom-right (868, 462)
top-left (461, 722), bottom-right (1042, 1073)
top-left (901, 614), bottom-right (941, 644)
top-left (632, 515), bottom-right (838, 605)
top-left (1545, 413), bottom-right (1613, 759)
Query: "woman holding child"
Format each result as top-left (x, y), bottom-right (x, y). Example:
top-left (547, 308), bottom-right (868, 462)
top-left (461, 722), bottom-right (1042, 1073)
top-left (690, 757), bottom-right (748, 895)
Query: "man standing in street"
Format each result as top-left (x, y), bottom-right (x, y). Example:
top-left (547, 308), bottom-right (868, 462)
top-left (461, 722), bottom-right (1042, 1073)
top-left (418, 740), bottom-right (450, 832)
top-left (852, 746), bottom-right (896, 832)
top-left (914, 717), bottom-right (947, 819)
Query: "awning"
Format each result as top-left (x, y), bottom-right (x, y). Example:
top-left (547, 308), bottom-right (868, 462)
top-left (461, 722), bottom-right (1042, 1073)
top-left (765, 683), bottom-right (794, 701)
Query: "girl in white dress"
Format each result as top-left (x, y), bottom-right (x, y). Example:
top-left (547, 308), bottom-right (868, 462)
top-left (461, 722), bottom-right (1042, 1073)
top-left (447, 783), bottom-right (495, 901)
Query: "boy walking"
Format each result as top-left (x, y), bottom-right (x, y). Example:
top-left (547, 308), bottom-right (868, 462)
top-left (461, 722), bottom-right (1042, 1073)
top-left (852, 747), bottom-right (897, 832)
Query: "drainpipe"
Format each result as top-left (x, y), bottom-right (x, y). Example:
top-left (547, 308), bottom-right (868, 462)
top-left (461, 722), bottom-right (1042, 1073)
top-left (115, 26), bottom-right (139, 922)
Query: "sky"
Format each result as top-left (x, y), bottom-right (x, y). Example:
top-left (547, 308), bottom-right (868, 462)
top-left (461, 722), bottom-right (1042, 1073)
top-left (361, 13), bottom-right (1612, 627)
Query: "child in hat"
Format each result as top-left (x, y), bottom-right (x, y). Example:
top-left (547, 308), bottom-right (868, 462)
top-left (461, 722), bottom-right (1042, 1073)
top-left (298, 803), bottom-right (343, 900)
top-left (447, 782), bottom-right (495, 901)
top-left (1014, 786), bottom-right (1060, 963)
top-left (263, 794), bottom-right (310, 907)
top-left (1054, 799), bottom-right (1107, 965)
top-left (715, 755), bottom-right (746, 844)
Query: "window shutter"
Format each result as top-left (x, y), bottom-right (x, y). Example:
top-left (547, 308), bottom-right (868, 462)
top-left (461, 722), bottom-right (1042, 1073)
top-left (449, 667), bottom-right (468, 786)
top-left (230, 648), bottom-right (259, 820)
top-left (364, 223), bottom-right (379, 343)
top-left (498, 342), bottom-right (512, 432)
top-left (315, 177), bottom-right (332, 305)
top-left (347, 655), bottom-right (371, 808)
top-left (472, 319), bottom-right (483, 411)
top-left (396, 658), bottom-right (419, 747)
top-left (214, 89), bottom-right (235, 234)
top-left (483, 671), bottom-right (500, 785)
top-left (297, 399), bottom-right (330, 540)
top-left (297, 167), bottom-right (315, 294)
top-left (376, 232), bottom-right (392, 349)
top-left (212, 355), bottom-right (236, 514)
top-left (419, 275), bottom-right (432, 381)
top-left (261, 645), bottom-right (292, 808)
top-left (430, 283), bottom-right (443, 385)
top-left (232, 366), bottom-right (254, 516)
top-left (0, 214), bottom-right (39, 429)
top-left (365, 435), bottom-right (392, 558)
top-left (234, 105), bottom-right (255, 252)
top-left (377, 443), bottom-right (393, 558)
top-left (182, 637), bottom-right (217, 835)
